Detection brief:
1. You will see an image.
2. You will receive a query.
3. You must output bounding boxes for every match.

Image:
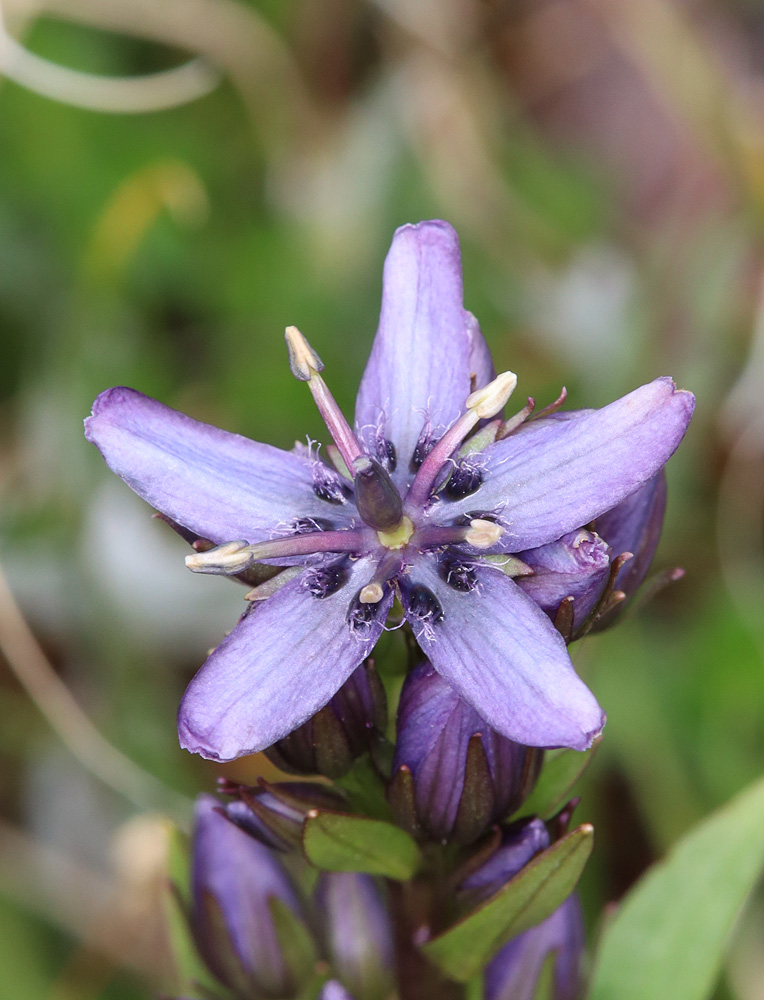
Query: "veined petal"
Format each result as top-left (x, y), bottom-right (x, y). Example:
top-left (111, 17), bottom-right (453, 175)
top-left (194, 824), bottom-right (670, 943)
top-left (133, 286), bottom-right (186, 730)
top-left (178, 556), bottom-right (392, 761)
top-left (354, 221), bottom-right (476, 487)
top-left (85, 387), bottom-right (357, 544)
top-left (466, 311), bottom-right (495, 392)
top-left (401, 560), bottom-right (605, 750)
top-left (517, 529), bottom-right (611, 629)
top-left (595, 470), bottom-right (667, 595)
top-left (439, 378), bottom-right (694, 551)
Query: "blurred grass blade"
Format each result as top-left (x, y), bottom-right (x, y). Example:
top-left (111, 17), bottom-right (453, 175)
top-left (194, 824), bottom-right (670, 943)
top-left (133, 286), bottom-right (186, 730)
top-left (589, 773), bottom-right (764, 1000)
top-left (422, 824), bottom-right (593, 982)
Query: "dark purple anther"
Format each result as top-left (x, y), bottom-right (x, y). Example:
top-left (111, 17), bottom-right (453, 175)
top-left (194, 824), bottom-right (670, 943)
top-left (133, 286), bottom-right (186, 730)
top-left (189, 795), bottom-right (314, 998)
top-left (389, 663), bottom-right (543, 844)
top-left (353, 456), bottom-right (403, 531)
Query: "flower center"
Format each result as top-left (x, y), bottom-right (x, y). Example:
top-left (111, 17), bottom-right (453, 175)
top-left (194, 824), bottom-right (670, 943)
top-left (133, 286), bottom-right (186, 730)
top-left (376, 515), bottom-right (415, 550)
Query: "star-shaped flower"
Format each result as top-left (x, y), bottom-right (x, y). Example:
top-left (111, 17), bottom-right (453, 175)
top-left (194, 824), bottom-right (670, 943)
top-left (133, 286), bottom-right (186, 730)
top-left (85, 220), bottom-right (694, 761)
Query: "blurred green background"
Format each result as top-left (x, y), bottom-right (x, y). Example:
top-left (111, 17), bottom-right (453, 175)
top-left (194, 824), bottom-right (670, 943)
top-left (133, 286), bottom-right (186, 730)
top-left (0, 0), bottom-right (763, 996)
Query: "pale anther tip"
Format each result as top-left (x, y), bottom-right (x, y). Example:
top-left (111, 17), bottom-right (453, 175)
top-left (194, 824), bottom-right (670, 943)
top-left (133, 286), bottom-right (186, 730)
top-left (285, 325), bottom-right (324, 381)
top-left (465, 518), bottom-right (504, 549)
top-left (359, 582), bottom-right (384, 604)
top-left (466, 370), bottom-right (518, 419)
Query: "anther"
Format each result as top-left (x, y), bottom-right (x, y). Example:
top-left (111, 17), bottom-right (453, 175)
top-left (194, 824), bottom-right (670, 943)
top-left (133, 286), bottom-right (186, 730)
top-left (359, 582), bottom-right (384, 604)
top-left (465, 518), bottom-right (504, 549)
top-left (465, 371), bottom-right (518, 419)
top-left (285, 325), bottom-right (324, 380)
top-left (185, 540), bottom-right (252, 574)
top-left (284, 326), bottom-right (363, 471)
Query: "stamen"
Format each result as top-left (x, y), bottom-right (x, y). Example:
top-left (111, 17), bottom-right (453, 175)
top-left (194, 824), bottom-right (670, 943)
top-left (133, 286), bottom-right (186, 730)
top-left (405, 371), bottom-right (517, 510)
top-left (185, 529), bottom-right (366, 575)
top-left (414, 518), bottom-right (504, 551)
top-left (285, 326), bottom-right (363, 471)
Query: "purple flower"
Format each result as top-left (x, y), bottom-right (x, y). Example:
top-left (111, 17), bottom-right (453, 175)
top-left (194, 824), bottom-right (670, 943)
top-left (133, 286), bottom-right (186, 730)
top-left (390, 661), bottom-right (542, 843)
top-left (459, 818), bottom-right (584, 999)
top-left (484, 895), bottom-right (584, 1000)
top-left (189, 795), bottom-right (314, 998)
top-left (315, 873), bottom-right (395, 1000)
top-left (264, 660), bottom-right (387, 779)
top-left (85, 220), bottom-right (694, 760)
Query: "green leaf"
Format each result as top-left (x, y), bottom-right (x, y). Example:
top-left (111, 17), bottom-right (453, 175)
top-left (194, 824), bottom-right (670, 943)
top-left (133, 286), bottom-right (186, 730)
top-left (422, 824), bottom-right (594, 982)
top-left (518, 739), bottom-right (600, 820)
top-left (302, 811), bottom-right (421, 880)
top-left (269, 896), bottom-right (317, 988)
top-left (588, 773), bottom-right (764, 1000)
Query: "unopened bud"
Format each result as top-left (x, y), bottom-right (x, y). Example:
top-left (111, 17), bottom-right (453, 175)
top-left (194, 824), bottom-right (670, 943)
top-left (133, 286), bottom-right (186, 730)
top-left (265, 661), bottom-right (387, 779)
top-left (466, 371), bottom-right (518, 420)
top-left (190, 795), bottom-right (315, 998)
top-left (389, 663), bottom-right (542, 844)
top-left (223, 781), bottom-right (346, 852)
top-left (316, 873), bottom-right (395, 1000)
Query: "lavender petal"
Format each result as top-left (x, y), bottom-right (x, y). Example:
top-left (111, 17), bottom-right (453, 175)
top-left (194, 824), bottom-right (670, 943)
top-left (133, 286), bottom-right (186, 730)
top-left (178, 557), bottom-right (392, 761)
top-left (85, 387), bottom-right (357, 544)
top-left (440, 378), bottom-right (694, 551)
top-left (401, 561), bottom-right (605, 750)
top-left (354, 221), bottom-right (476, 487)
top-left (595, 470), bottom-right (667, 597)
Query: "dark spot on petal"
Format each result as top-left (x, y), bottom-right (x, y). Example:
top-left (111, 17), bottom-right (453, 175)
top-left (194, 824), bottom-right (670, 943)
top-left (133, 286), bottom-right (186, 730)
top-left (439, 556), bottom-right (478, 593)
top-left (290, 516), bottom-right (335, 534)
top-left (444, 462), bottom-right (484, 499)
top-left (407, 584), bottom-right (444, 624)
top-left (347, 588), bottom-right (386, 635)
top-left (377, 437), bottom-right (397, 472)
top-left (313, 466), bottom-right (353, 505)
top-left (305, 562), bottom-right (350, 599)
top-left (410, 434), bottom-right (434, 473)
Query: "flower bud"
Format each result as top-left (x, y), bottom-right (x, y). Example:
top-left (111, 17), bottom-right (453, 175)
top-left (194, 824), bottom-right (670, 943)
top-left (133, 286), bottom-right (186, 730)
top-left (484, 895), bottom-right (584, 1000)
top-left (458, 818), bottom-right (585, 1000)
top-left (316, 873), bottom-right (395, 1000)
top-left (516, 530), bottom-right (611, 632)
top-left (389, 662), bottom-right (543, 844)
top-left (222, 780), bottom-right (347, 852)
top-left (265, 660), bottom-right (387, 779)
top-left (591, 471), bottom-right (667, 630)
top-left (190, 795), bottom-right (315, 998)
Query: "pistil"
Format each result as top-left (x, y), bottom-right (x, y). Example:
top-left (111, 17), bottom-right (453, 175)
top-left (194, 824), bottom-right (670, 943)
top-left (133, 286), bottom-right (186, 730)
top-left (285, 325), bottom-right (364, 471)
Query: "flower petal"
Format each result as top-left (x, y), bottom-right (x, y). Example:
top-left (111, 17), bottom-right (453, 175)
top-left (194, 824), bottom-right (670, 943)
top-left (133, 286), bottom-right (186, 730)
top-left (517, 529), bottom-right (611, 629)
top-left (401, 560), bottom-right (605, 750)
top-left (85, 387), bottom-right (357, 544)
top-left (438, 378), bottom-right (694, 551)
top-left (466, 310), bottom-right (495, 391)
top-left (178, 556), bottom-right (392, 760)
top-left (595, 470), bottom-right (667, 596)
top-left (354, 221), bottom-right (476, 486)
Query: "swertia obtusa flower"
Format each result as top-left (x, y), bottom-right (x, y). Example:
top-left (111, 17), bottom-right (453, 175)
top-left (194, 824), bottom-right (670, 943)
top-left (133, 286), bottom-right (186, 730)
top-left (85, 220), bottom-right (694, 761)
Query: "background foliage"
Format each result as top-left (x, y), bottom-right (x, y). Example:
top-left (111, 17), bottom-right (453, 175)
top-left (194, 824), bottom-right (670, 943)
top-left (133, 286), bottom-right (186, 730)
top-left (1, 1), bottom-right (763, 996)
